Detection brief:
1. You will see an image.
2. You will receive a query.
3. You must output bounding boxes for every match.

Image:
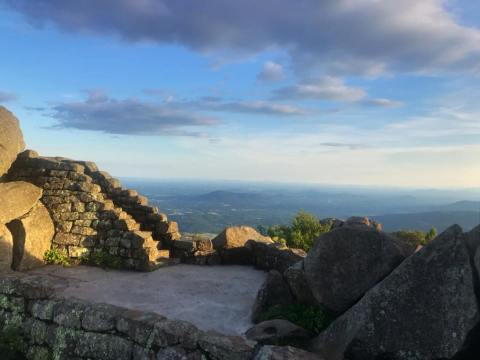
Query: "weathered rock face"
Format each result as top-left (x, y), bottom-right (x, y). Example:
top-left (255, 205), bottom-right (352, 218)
top-left (0, 224), bottom-right (13, 272)
top-left (464, 224), bottom-right (480, 256)
top-left (251, 270), bottom-right (293, 323)
top-left (246, 319), bottom-right (310, 345)
top-left (8, 202), bottom-right (54, 271)
top-left (254, 345), bottom-right (321, 360)
top-left (304, 227), bottom-right (405, 313)
top-left (0, 106), bottom-right (25, 176)
top-left (310, 225), bottom-right (479, 360)
top-left (0, 181), bottom-right (42, 223)
top-left (283, 261), bottom-right (316, 305)
top-left (212, 226), bottom-right (273, 250)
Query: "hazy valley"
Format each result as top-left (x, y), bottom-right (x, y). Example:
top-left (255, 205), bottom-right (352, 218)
top-left (124, 179), bottom-right (480, 234)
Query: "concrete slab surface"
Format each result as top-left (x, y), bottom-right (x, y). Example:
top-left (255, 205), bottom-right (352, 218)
top-left (28, 264), bottom-right (267, 335)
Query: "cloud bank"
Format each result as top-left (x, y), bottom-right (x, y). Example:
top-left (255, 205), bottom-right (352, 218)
top-left (274, 77), bottom-right (366, 102)
top-left (49, 91), bottom-right (218, 136)
top-left (0, 91), bottom-right (17, 103)
top-left (3, 0), bottom-right (480, 75)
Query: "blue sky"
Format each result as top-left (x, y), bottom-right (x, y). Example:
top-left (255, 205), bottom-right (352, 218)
top-left (0, 0), bottom-right (479, 188)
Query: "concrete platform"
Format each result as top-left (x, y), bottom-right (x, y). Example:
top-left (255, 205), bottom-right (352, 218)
top-left (27, 264), bottom-right (267, 335)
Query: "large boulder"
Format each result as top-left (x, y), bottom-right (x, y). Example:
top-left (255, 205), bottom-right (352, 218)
top-left (0, 181), bottom-right (43, 223)
top-left (310, 225), bottom-right (479, 360)
top-left (0, 106), bottom-right (25, 176)
top-left (251, 270), bottom-right (294, 323)
top-left (0, 224), bottom-right (13, 272)
top-left (246, 240), bottom-right (307, 274)
top-left (213, 226), bottom-right (273, 265)
top-left (8, 202), bottom-right (54, 271)
top-left (304, 227), bottom-right (405, 313)
top-left (213, 226), bottom-right (273, 249)
top-left (246, 319), bottom-right (310, 345)
top-left (283, 261), bottom-right (316, 305)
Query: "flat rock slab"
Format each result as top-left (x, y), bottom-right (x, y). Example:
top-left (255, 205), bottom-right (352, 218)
top-left (27, 264), bottom-right (267, 335)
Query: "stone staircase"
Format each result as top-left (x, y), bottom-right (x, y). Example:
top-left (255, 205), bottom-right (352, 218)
top-left (6, 151), bottom-right (181, 271)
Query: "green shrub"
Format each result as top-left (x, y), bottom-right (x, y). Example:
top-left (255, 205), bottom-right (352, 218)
top-left (266, 211), bottom-right (332, 252)
top-left (82, 250), bottom-right (121, 269)
top-left (0, 325), bottom-right (26, 360)
top-left (259, 303), bottom-right (335, 336)
top-left (392, 227), bottom-right (437, 248)
top-left (43, 249), bottom-right (70, 266)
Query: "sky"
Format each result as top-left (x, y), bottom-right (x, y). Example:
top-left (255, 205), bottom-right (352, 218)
top-left (0, 0), bottom-right (479, 188)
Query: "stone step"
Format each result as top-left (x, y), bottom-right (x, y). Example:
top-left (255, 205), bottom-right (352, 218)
top-left (148, 257), bottom-right (180, 271)
top-left (157, 249), bottom-right (170, 258)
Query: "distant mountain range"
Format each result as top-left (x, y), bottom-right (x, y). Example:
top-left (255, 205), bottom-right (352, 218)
top-left (434, 200), bottom-right (480, 212)
top-left (373, 211), bottom-right (479, 232)
top-left (122, 180), bottom-right (480, 234)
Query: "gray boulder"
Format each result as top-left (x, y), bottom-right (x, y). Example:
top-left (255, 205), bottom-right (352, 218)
top-left (283, 261), bottom-right (316, 305)
top-left (251, 270), bottom-right (293, 323)
top-left (310, 225), bottom-right (479, 360)
top-left (304, 227), bottom-right (405, 313)
top-left (0, 181), bottom-right (43, 223)
top-left (0, 106), bottom-right (25, 176)
top-left (246, 319), bottom-right (309, 345)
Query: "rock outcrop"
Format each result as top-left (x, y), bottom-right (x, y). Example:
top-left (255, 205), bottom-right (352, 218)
top-left (304, 226), bottom-right (405, 313)
top-left (310, 225), bottom-right (479, 360)
top-left (0, 106), bottom-right (25, 176)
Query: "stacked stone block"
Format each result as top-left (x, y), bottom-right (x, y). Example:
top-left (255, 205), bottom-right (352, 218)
top-left (6, 151), bottom-right (171, 271)
top-left (80, 167), bottom-right (181, 246)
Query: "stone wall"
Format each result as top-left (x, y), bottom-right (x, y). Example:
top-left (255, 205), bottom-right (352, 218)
top-left (0, 273), bottom-right (258, 360)
top-left (6, 150), bottom-right (179, 271)
top-left (171, 237), bottom-right (306, 273)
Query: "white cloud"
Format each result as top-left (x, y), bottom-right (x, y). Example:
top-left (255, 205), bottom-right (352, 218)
top-left (365, 98), bottom-right (403, 108)
top-left (183, 99), bottom-right (308, 116)
top-left (274, 77), bottom-right (366, 102)
top-left (257, 61), bottom-right (284, 82)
